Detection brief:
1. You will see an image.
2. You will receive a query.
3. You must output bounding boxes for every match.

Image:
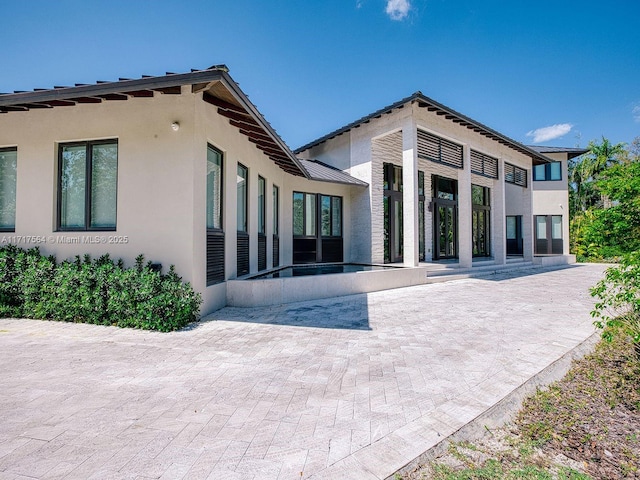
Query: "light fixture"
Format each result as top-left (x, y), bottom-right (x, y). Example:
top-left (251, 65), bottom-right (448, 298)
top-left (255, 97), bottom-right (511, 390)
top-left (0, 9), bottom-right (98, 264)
top-left (171, 122), bottom-right (180, 131)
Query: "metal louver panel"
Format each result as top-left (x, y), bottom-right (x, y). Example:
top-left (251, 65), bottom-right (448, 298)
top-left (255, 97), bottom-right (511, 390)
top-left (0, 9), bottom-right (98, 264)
top-left (237, 232), bottom-right (250, 276)
top-left (206, 230), bottom-right (225, 285)
top-left (417, 130), bottom-right (463, 169)
top-left (470, 150), bottom-right (499, 179)
top-left (505, 162), bottom-right (527, 187)
top-left (273, 235), bottom-right (280, 267)
top-left (258, 234), bottom-right (267, 271)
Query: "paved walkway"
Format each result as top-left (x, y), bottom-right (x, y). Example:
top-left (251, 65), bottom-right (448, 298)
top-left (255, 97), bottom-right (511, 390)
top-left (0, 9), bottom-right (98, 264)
top-left (0, 264), bottom-right (606, 480)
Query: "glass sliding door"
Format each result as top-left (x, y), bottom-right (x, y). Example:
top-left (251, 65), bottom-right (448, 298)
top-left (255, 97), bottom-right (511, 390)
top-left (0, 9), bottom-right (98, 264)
top-left (535, 215), bottom-right (563, 255)
top-left (292, 191), bottom-right (343, 263)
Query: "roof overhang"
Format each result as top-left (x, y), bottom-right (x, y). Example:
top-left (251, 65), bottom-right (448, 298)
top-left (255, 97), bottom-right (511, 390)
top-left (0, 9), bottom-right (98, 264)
top-left (295, 92), bottom-right (553, 166)
top-left (0, 66), bottom-right (308, 177)
top-left (527, 146), bottom-right (589, 161)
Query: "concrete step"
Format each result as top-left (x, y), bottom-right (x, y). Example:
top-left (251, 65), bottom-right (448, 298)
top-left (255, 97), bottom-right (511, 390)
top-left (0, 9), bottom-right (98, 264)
top-left (425, 261), bottom-right (537, 282)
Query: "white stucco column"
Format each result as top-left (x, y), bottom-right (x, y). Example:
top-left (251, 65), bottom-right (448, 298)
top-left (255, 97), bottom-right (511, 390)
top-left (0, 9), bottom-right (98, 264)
top-left (458, 145), bottom-right (473, 268)
top-left (402, 117), bottom-right (419, 267)
top-left (493, 159), bottom-right (506, 265)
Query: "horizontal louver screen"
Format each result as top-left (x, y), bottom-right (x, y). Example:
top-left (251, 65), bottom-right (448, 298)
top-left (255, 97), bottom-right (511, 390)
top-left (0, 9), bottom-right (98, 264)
top-left (258, 234), bottom-right (267, 271)
top-left (206, 230), bottom-right (225, 285)
top-left (417, 131), bottom-right (463, 169)
top-left (470, 150), bottom-right (499, 179)
top-left (273, 235), bottom-right (279, 267)
top-left (237, 232), bottom-right (250, 276)
top-left (505, 162), bottom-right (527, 187)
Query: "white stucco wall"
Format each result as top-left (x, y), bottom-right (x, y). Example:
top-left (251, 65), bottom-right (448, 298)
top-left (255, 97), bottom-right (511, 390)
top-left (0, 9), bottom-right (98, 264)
top-left (0, 87), bottom-right (198, 282)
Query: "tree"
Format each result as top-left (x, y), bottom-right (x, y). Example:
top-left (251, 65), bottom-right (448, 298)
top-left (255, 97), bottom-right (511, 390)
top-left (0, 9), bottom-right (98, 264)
top-left (570, 137), bottom-right (640, 261)
top-left (569, 136), bottom-right (626, 215)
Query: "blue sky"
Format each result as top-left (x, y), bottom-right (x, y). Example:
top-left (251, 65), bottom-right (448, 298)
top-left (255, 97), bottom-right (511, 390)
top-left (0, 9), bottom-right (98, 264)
top-left (2, 0), bottom-right (639, 150)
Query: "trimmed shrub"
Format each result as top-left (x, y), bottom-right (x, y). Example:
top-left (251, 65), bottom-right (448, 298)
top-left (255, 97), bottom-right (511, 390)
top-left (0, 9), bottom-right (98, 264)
top-left (0, 246), bottom-right (201, 331)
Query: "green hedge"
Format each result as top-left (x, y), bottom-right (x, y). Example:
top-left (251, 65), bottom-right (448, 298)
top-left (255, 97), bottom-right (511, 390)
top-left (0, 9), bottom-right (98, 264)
top-left (0, 245), bottom-right (201, 331)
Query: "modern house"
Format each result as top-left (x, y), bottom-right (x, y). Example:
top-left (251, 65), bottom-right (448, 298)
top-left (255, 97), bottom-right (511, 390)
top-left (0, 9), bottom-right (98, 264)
top-left (0, 66), bottom-right (581, 315)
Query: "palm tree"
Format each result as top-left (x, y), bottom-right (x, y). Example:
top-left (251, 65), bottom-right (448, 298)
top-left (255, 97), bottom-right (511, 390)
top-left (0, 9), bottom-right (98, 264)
top-left (569, 137), bottom-right (626, 212)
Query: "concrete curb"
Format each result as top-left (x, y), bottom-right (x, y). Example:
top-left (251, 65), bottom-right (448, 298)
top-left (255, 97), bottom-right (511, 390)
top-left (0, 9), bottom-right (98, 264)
top-left (389, 331), bottom-right (601, 479)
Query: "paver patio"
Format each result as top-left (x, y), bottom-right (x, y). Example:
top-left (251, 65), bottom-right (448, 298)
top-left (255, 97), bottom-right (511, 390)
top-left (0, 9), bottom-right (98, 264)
top-left (0, 264), bottom-right (606, 479)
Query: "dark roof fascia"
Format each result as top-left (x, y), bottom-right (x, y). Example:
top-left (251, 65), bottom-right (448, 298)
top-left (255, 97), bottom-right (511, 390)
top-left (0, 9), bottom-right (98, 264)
top-left (216, 72), bottom-right (309, 179)
top-left (295, 92), bottom-right (552, 165)
top-left (527, 145), bottom-right (589, 160)
top-left (0, 68), bottom-right (227, 107)
top-left (297, 159), bottom-right (368, 187)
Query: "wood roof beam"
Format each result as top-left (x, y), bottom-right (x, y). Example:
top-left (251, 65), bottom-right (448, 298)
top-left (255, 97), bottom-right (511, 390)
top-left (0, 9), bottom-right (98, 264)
top-left (203, 92), bottom-right (246, 115)
top-left (217, 107), bottom-right (259, 125)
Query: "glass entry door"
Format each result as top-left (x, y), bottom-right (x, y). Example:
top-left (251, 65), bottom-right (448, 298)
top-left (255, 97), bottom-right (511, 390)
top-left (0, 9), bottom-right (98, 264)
top-left (432, 176), bottom-right (458, 260)
top-left (383, 163), bottom-right (403, 263)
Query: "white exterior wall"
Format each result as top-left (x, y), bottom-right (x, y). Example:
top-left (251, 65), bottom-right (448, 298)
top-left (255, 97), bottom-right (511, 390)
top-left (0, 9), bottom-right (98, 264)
top-left (0, 88), bottom-right (198, 283)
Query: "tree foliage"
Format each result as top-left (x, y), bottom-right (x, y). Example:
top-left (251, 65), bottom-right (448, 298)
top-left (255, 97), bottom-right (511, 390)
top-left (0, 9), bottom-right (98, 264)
top-left (570, 136), bottom-right (640, 261)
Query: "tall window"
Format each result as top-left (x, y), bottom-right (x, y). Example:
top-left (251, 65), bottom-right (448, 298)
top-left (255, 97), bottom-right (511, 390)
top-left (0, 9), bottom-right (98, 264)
top-left (533, 162), bottom-right (562, 181)
top-left (257, 176), bottom-right (267, 271)
top-left (273, 185), bottom-right (279, 237)
top-left (206, 145), bottom-right (223, 230)
top-left (258, 176), bottom-right (266, 235)
top-left (293, 192), bottom-right (316, 236)
top-left (471, 185), bottom-right (491, 257)
top-left (236, 163), bottom-right (248, 232)
top-left (206, 145), bottom-right (224, 285)
top-left (273, 185), bottom-right (280, 267)
top-left (321, 195), bottom-right (342, 237)
top-left (236, 163), bottom-right (249, 276)
top-left (383, 163), bottom-right (403, 263)
top-left (0, 148), bottom-right (17, 231)
top-left (58, 140), bottom-right (117, 230)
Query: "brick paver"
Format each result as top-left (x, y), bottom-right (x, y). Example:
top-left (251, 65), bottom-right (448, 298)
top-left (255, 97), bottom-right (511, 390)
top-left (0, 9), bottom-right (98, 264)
top-left (0, 264), bottom-right (606, 479)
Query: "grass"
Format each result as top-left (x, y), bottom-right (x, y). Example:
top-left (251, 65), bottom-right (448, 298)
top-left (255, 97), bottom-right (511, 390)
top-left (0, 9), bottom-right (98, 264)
top-left (398, 332), bottom-right (640, 479)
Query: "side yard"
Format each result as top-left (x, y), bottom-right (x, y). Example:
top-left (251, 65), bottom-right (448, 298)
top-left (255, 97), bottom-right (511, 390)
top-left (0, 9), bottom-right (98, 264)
top-left (400, 332), bottom-right (640, 479)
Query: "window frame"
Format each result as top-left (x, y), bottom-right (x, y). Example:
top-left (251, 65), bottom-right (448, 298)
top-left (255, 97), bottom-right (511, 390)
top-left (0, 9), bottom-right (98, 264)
top-left (257, 175), bottom-right (266, 236)
top-left (57, 139), bottom-right (118, 232)
top-left (272, 184), bottom-right (279, 237)
top-left (236, 163), bottom-right (248, 233)
top-left (321, 194), bottom-right (342, 238)
top-left (0, 146), bottom-right (17, 232)
top-left (206, 144), bottom-right (224, 232)
top-left (533, 162), bottom-right (562, 181)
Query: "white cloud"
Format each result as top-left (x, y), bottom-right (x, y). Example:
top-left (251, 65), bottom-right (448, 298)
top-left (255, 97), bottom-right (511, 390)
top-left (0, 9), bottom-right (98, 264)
top-left (526, 123), bottom-right (573, 143)
top-left (633, 104), bottom-right (640, 122)
top-left (386, 0), bottom-right (411, 20)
